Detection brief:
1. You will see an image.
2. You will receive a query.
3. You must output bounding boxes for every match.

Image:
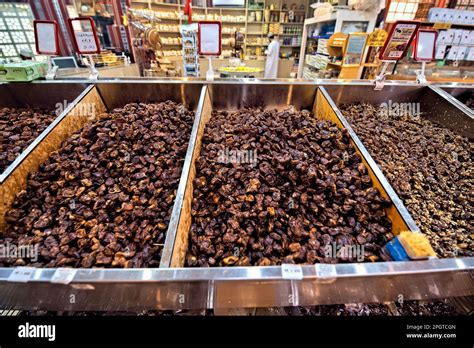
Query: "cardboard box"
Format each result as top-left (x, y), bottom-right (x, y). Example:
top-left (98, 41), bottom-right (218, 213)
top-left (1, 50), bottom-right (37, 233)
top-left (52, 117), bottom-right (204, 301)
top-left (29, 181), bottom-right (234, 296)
top-left (453, 29), bottom-right (463, 44)
top-left (436, 30), bottom-right (449, 44)
top-left (460, 30), bottom-right (471, 45)
top-left (466, 47), bottom-right (474, 61)
top-left (468, 31), bottom-right (474, 45)
top-left (447, 45), bottom-right (459, 60)
top-left (444, 29), bottom-right (455, 44)
top-left (428, 8), bottom-right (442, 22)
top-left (457, 46), bottom-right (468, 60)
top-left (435, 44), bottom-right (447, 60)
top-left (0, 61), bottom-right (47, 82)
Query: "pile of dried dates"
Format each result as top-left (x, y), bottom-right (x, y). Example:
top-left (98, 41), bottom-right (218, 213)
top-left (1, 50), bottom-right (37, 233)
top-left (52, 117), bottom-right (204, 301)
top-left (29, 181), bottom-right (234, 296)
top-left (0, 107), bottom-right (57, 173)
top-left (186, 107), bottom-right (393, 267)
top-left (341, 103), bottom-right (473, 258)
top-left (1, 101), bottom-right (194, 267)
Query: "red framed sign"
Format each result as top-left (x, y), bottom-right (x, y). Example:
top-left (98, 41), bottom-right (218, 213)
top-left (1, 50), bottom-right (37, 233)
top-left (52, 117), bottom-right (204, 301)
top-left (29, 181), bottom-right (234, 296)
top-left (33, 20), bottom-right (59, 55)
top-left (68, 17), bottom-right (101, 54)
top-left (379, 20), bottom-right (421, 61)
top-left (198, 21), bottom-right (222, 56)
top-left (413, 29), bottom-right (437, 62)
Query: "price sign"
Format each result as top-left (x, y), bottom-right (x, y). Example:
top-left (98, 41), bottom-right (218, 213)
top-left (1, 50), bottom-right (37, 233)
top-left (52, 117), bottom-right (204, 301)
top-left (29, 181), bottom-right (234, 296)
top-left (343, 33), bottom-right (368, 66)
top-left (367, 29), bottom-right (388, 47)
top-left (33, 20), bottom-right (59, 55)
top-left (315, 263), bottom-right (337, 279)
top-left (281, 264), bottom-right (303, 280)
top-left (7, 267), bottom-right (36, 283)
top-left (68, 17), bottom-right (100, 54)
top-left (414, 29), bottom-right (437, 61)
top-left (380, 20), bottom-right (421, 61)
top-left (198, 21), bottom-right (222, 56)
top-left (51, 268), bottom-right (77, 284)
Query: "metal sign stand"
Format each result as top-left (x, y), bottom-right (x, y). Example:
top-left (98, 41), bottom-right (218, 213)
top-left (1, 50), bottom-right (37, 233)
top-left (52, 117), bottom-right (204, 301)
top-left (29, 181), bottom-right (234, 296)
top-left (85, 54), bottom-right (99, 80)
top-left (206, 56), bottom-right (215, 81)
top-left (374, 61), bottom-right (391, 90)
top-left (45, 56), bottom-right (58, 80)
top-left (415, 61), bottom-right (427, 84)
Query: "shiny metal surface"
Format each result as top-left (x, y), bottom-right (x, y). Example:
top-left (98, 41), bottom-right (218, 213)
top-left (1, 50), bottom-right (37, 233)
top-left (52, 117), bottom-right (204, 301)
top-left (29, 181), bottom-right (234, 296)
top-left (160, 85), bottom-right (208, 268)
top-left (431, 85), bottom-right (474, 119)
top-left (0, 258), bottom-right (472, 310)
top-left (94, 81), bottom-right (204, 111)
top-left (0, 80), bottom-right (473, 311)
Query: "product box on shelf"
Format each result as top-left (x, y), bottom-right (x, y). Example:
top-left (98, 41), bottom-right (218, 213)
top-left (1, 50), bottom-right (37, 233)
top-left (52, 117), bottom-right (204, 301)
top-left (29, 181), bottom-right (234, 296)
top-left (0, 61), bottom-right (47, 82)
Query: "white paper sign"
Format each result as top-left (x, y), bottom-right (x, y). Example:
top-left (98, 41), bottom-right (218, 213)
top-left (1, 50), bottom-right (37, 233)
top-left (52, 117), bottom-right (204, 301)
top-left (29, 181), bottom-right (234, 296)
top-left (415, 31), bottom-right (436, 61)
top-left (7, 267), bottom-right (36, 283)
top-left (35, 22), bottom-right (57, 54)
top-left (51, 268), bottom-right (77, 284)
top-left (74, 31), bottom-right (98, 53)
top-left (199, 22), bottom-right (221, 55)
top-left (281, 264), bottom-right (303, 280)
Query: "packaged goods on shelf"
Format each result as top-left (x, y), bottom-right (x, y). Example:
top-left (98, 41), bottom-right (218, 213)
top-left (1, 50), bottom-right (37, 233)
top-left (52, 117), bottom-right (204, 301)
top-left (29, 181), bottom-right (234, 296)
top-left (317, 39), bottom-right (329, 55)
top-left (190, 14), bottom-right (206, 21)
top-left (305, 54), bottom-right (329, 70)
top-left (129, 9), bottom-right (179, 20)
top-left (156, 24), bottom-right (179, 32)
top-left (161, 50), bottom-right (181, 56)
top-left (303, 66), bottom-right (318, 79)
top-left (153, 10), bottom-right (180, 19)
top-left (280, 37), bottom-right (301, 46)
top-left (263, 23), bottom-right (280, 34)
top-left (161, 37), bottom-right (182, 45)
top-left (281, 25), bottom-right (302, 35)
top-left (247, 37), bottom-right (270, 46)
top-left (180, 24), bottom-right (199, 77)
top-left (221, 14), bottom-right (246, 22)
top-left (221, 49), bottom-right (233, 58)
top-left (223, 27), bottom-right (245, 34)
top-left (428, 8), bottom-right (474, 25)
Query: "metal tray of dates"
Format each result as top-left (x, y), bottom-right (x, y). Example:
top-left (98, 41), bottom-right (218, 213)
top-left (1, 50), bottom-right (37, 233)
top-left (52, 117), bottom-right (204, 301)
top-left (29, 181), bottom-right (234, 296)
top-left (0, 80), bottom-right (472, 312)
top-left (432, 83), bottom-right (474, 117)
top-left (0, 82), bottom-right (90, 227)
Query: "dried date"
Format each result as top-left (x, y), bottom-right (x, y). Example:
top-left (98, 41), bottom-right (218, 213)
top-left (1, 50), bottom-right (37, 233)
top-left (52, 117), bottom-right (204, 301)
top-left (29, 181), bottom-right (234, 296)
top-left (0, 107), bottom-right (57, 173)
top-left (340, 103), bottom-right (473, 258)
top-left (1, 101), bottom-right (194, 268)
top-left (186, 107), bottom-right (393, 267)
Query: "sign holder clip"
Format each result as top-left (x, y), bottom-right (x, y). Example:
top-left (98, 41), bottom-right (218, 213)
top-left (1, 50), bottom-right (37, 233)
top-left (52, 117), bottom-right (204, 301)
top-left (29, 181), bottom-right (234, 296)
top-left (415, 61), bottom-right (427, 84)
top-left (374, 61), bottom-right (391, 90)
top-left (45, 56), bottom-right (58, 80)
top-left (206, 56), bottom-right (214, 81)
top-left (85, 54), bottom-right (99, 80)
